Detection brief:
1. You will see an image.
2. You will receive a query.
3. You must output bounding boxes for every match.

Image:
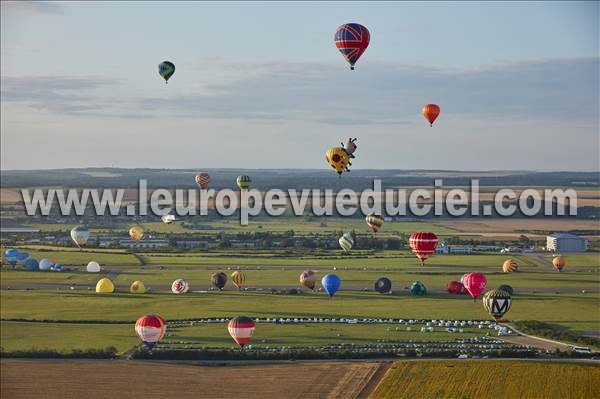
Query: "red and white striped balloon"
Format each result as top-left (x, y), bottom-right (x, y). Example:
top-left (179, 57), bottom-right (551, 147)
top-left (228, 316), bottom-right (256, 348)
top-left (194, 172), bottom-right (211, 189)
top-left (409, 232), bottom-right (438, 265)
top-left (171, 278), bottom-right (189, 294)
top-left (135, 314), bottom-right (166, 349)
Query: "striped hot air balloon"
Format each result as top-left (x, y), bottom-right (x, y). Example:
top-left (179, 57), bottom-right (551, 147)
top-left (502, 259), bottom-right (519, 273)
top-left (228, 316), bottom-right (255, 348)
top-left (236, 175), bottom-right (252, 190)
top-left (195, 172), bottom-right (211, 189)
top-left (482, 289), bottom-right (512, 321)
top-left (365, 214), bottom-right (384, 233)
top-left (231, 271), bottom-right (246, 290)
top-left (171, 278), bottom-right (189, 294)
top-left (211, 272), bottom-right (228, 290)
top-left (338, 232), bottom-right (354, 253)
top-left (300, 269), bottom-right (316, 290)
top-left (135, 315), bottom-right (166, 349)
top-left (70, 226), bottom-right (90, 248)
top-left (409, 232), bottom-right (438, 266)
top-left (552, 255), bottom-right (566, 272)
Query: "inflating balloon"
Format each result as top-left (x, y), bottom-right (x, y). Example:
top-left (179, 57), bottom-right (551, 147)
top-left (228, 316), bottom-right (255, 348)
top-left (211, 272), bottom-right (228, 290)
top-left (447, 280), bottom-right (465, 295)
top-left (96, 278), bottom-right (114, 293)
top-left (171, 278), bottom-right (189, 294)
top-left (463, 272), bottom-right (487, 301)
top-left (236, 175), bottom-right (251, 190)
top-left (130, 281), bottom-right (146, 294)
top-left (231, 271), bottom-right (246, 290)
top-left (161, 214), bottom-right (176, 224)
top-left (135, 315), bottom-right (166, 349)
top-left (339, 232), bottom-right (354, 253)
top-left (365, 214), bottom-right (384, 233)
top-left (422, 104), bottom-right (440, 126)
top-left (502, 259), bottom-right (518, 273)
top-left (497, 284), bottom-right (514, 296)
top-left (53, 264), bottom-right (63, 272)
top-left (374, 277), bottom-right (392, 293)
top-left (552, 255), bottom-right (566, 272)
top-left (321, 274), bottom-right (341, 297)
top-left (410, 281), bottom-right (427, 296)
top-left (195, 172), bottom-right (211, 189)
top-left (300, 269), bottom-right (317, 290)
top-left (334, 23), bottom-right (370, 70)
top-left (16, 251), bottom-right (29, 265)
top-left (70, 226), bottom-right (90, 248)
top-left (39, 258), bottom-right (53, 271)
top-left (483, 289), bottom-right (512, 321)
top-left (25, 258), bottom-right (39, 271)
top-left (129, 226), bottom-right (144, 242)
top-left (4, 249), bottom-right (18, 268)
top-left (87, 261), bottom-right (101, 273)
top-left (409, 232), bottom-right (438, 266)
top-left (158, 61), bottom-right (175, 83)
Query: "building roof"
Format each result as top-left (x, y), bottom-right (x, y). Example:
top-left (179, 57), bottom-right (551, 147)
top-left (547, 233), bottom-right (584, 239)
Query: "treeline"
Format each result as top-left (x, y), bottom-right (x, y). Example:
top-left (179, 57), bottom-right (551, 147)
top-left (0, 347), bottom-right (117, 359)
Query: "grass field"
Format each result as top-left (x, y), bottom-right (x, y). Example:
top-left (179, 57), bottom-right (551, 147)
top-left (371, 360), bottom-right (600, 399)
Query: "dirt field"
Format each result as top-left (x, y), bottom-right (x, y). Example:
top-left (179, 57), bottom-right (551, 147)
top-left (0, 360), bottom-right (382, 399)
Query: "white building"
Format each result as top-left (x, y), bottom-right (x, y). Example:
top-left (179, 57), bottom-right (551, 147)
top-left (546, 233), bottom-right (587, 253)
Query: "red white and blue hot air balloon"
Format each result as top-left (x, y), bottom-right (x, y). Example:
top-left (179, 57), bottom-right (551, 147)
top-left (334, 23), bottom-right (370, 70)
top-left (135, 314), bottom-right (166, 349)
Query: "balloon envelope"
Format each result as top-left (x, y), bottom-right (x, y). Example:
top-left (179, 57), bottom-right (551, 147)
top-left (483, 289), bottom-right (512, 321)
top-left (135, 315), bottom-right (166, 349)
top-left (211, 272), bottom-right (228, 289)
top-left (374, 277), bottom-right (392, 293)
top-left (365, 214), bottom-right (384, 233)
top-left (422, 104), bottom-right (441, 126)
top-left (39, 258), bottom-right (53, 271)
top-left (409, 232), bottom-right (438, 265)
top-left (334, 23), bottom-right (370, 70)
top-left (231, 271), bottom-right (246, 290)
top-left (158, 61), bottom-right (175, 83)
top-left (410, 281), bottom-right (427, 296)
top-left (195, 172), bottom-right (211, 189)
top-left (338, 232), bottom-right (354, 252)
top-left (236, 175), bottom-right (252, 190)
top-left (497, 284), bottom-right (514, 296)
top-left (447, 280), bottom-right (465, 295)
top-left (326, 147), bottom-right (350, 175)
top-left (129, 226), bottom-right (144, 242)
top-left (24, 258), bottom-right (39, 271)
top-left (228, 316), bottom-right (256, 347)
top-left (463, 272), bottom-right (487, 300)
top-left (300, 269), bottom-right (317, 290)
top-left (171, 279), bottom-right (189, 294)
top-left (552, 256), bottom-right (566, 272)
top-left (87, 261), bottom-right (101, 273)
top-left (130, 281), bottom-right (146, 294)
top-left (502, 259), bottom-right (518, 273)
top-left (321, 274), bottom-right (341, 297)
top-left (70, 226), bottom-right (90, 248)
top-left (96, 278), bottom-right (114, 293)
top-left (53, 264), bottom-right (63, 272)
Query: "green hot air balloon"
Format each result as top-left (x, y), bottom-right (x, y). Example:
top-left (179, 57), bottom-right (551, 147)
top-left (158, 61), bottom-right (175, 83)
top-left (410, 281), bottom-right (427, 296)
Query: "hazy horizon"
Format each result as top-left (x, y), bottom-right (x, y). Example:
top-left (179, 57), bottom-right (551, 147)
top-left (1, 1), bottom-right (599, 171)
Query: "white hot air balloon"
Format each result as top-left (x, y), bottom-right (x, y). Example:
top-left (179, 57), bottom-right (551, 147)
top-left (39, 258), bottom-right (53, 271)
top-left (86, 261), bottom-right (101, 273)
top-left (161, 214), bottom-right (176, 224)
top-left (71, 226), bottom-right (90, 248)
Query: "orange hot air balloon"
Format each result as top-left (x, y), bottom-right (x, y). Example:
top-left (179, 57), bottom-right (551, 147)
top-left (552, 256), bottom-right (566, 272)
top-left (422, 104), bottom-right (440, 127)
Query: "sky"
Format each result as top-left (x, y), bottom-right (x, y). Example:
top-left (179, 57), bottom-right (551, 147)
top-left (1, 1), bottom-right (599, 171)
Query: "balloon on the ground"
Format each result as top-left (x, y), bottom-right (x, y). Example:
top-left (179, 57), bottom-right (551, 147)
top-left (374, 277), bottom-right (392, 293)
top-left (158, 61), bottom-right (175, 83)
top-left (135, 315), bottom-right (166, 349)
top-left (231, 271), bottom-right (246, 290)
top-left (211, 272), bottom-right (228, 289)
top-left (39, 258), bottom-right (53, 271)
top-left (195, 172), bottom-right (211, 189)
top-left (86, 261), bottom-right (101, 273)
top-left (16, 251), bottom-right (30, 264)
top-left (321, 274), bottom-right (341, 297)
top-left (365, 214), bottom-right (384, 233)
top-left (483, 289), bottom-right (512, 321)
top-left (228, 316), bottom-right (256, 348)
top-left (53, 264), bottom-right (63, 272)
top-left (409, 232), bottom-right (438, 266)
top-left (460, 273), bottom-right (469, 284)
top-left (338, 232), bottom-right (354, 252)
top-left (236, 175), bottom-right (252, 190)
top-left (552, 255), bottom-right (566, 272)
top-left (326, 147), bottom-right (351, 175)
top-left (70, 226), bottom-right (90, 248)
top-left (96, 278), bottom-right (114, 293)
top-left (502, 259), bottom-right (518, 273)
top-left (334, 23), bottom-right (370, 70)
top-left (4, 248), bottom-right (18, 267)
top-left (300, 269), bottom-right (317, 290)
top-left (129, 226), bottom-right (144, 242)
top-left (497, 284), bottom-right (514, 296)
top-left (410, 281), bottom-right (427, 296)
top-left (171, 278), bottom-right (189, 294)
top-left (422, 104), bottom-right (440, 126)
top-left (161, 214), bottom-right (176, 224)
top-left (24, 258), bottom-right (39, 271)
top-left (447, 280), bottom-right (465, 295)
top-left (463, 272), bottom-right (487, 300)
top-left (130, 281), bottom-right (146, 294)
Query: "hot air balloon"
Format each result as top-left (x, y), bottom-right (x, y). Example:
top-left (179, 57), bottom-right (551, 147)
top-left (135, 315), bottom-right (166, 349)
top-left (24, 258), bottom-right (39, 271)
top-left (502, 259), bottom-right (518, 273)
top-left (409, 232), bottom-right (438, 266)
top-left (463, 272), bottom-right (487, 301)
top-left (410, 281), bottom-right (427, 296)
top-left (130, 281), bottom-right (146, 294)
top-left (497, 284), bottom-right (514, 296)
top-left (39, 258), bottom-right (53, 271)
top-left (228, 316), bottom-right (256, 348)
top-left (87, 261), bottom-right (101, 273)
top-left (374, 277), bottom-right (392, 293)
top-left (96, 278), bottom-right (114, 293)
top-left (171, 278), bottom-right (189, 294)
top-left (338, 232), bottom-right (354, 253)
top-left (483, 289), bottom-right (512, 321)
top-left (211, 272), bottom-right (228, 290)
top-left (161, 214), bottom-right (176, 224)
top-left (70, 226), bottom-right (90, 249)
top-left (365, 214), bottom-right (384, 233)
top-left (460, 273), bottom-right (469, 284)
top-left (334, 23), bottom-right (370, 70)
top-left (231, 271), bottom-right (246, 290)
top-left (422, 104), bottom-right (440, 127)
top-left (552, 255), bottom-right (566, 272)
top-left (195, 172), bottom-right (211, 189)
top-left (300, 269), bottom-right (317, 290)
top-left (326, 147), bottom-right (351, 175)
top-left (321, 274), bottom-right (341, 297)
top-left (16, 251), bottom-right (29, 265)
top-left (447, 280), bottom-right (465, 295)
top-left (53, 264), bottom-right (63, 272)
top-left (4, 249), bottom-right (18, 268)
top-left (129, 226), bottom-right (144, 242)
top-left (158, 61), bottom-right (175, 83)
top-left (236, 175), bottom-right (252, 190)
